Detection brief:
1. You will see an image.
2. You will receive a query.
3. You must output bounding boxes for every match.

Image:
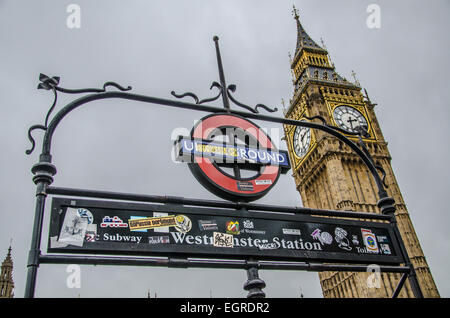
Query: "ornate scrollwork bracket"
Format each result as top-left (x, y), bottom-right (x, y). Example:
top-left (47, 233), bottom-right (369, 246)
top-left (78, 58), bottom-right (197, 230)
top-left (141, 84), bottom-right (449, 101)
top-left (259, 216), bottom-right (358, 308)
top-left (302, 114), bottom-right (327, 125)
top-left (226, 84), bottom-right (278, 114)
top-left (171, 82), bottom-right (278, 115)
top-left (171, 81), bottom-right (223, 105)
top-left (26, 73), bottom-right (132, 155)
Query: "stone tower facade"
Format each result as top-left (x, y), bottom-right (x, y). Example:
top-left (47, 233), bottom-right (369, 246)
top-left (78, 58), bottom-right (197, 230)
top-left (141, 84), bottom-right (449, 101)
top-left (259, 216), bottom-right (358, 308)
top-left (0, 246), bottom-right (14, 298)
top-left (283, 9), bottom-right (439, 298)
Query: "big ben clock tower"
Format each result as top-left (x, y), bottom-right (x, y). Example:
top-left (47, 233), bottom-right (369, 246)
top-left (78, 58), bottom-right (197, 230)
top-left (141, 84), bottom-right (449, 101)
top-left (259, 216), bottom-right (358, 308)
top-left (284, 8), bottom-right (440, 298)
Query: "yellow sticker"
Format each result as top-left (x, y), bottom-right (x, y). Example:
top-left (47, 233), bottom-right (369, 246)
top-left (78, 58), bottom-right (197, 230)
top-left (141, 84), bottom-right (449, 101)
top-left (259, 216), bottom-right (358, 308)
top-left (128, 216), bottom-right (176, 231)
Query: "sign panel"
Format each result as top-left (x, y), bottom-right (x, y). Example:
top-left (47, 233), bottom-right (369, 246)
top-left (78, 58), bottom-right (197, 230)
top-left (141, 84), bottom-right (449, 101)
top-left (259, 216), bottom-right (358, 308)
top-left (48, 197), bottom-right (403, 265)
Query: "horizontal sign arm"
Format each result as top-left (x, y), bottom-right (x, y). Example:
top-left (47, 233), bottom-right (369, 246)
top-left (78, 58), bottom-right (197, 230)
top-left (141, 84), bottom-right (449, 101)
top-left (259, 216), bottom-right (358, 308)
top-left (38, 254), bottom-right (410, 273)
top-left (46, 186), bottom-right (391, 221)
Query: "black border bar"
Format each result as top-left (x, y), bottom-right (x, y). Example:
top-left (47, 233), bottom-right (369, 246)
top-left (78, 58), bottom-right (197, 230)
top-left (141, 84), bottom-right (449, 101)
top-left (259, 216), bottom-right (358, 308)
top-left (46, 186), bottom-right (391, 221)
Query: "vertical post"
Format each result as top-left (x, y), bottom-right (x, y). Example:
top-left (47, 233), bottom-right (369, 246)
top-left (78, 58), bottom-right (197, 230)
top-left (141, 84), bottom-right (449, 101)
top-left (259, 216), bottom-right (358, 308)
top-left (391, 273), bottom-right (408, 298)
top-left (377, 196), bottom-right (423, 298)
top-left (24, 160), bottom-right (56, 298)
top-left (239, 206), bottom-right (266, 298)
top-left (244, 258), bottom-right (266, 298)
top-left (391, 215), bottom-right (424, 298)
top-left (213, 36), bottom-right (231, 113)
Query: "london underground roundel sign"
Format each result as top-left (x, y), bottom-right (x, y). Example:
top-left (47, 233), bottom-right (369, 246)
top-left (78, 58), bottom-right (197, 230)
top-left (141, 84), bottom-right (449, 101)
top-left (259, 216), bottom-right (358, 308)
top-left (174, 114), bottom-right (291, 202)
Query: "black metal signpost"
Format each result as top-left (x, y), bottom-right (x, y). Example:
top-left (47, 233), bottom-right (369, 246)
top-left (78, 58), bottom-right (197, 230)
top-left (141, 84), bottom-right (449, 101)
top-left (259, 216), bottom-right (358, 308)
top-left (25, 36), bottom-right (423, 298)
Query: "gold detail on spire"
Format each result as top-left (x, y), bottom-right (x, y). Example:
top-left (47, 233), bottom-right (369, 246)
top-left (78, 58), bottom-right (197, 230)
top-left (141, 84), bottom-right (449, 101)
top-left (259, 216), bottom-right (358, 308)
top-left (281, 98), bottom-right (287, 116)
top-left (320, 37), bottom-right (327, 50)
top-left (351, 70), bottom-right (361, 87)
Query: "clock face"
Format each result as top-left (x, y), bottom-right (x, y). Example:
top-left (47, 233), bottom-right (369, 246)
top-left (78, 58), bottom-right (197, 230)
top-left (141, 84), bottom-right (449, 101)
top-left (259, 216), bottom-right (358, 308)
top-left (293, 126), bottom-right (311, 158)
top-left (333, 105), bottom-right (368, 133)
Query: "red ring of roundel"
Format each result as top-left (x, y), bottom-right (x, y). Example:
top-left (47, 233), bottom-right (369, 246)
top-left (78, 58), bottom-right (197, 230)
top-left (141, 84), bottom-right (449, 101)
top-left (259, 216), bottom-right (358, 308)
top-left (191, 114), bottom-right (280, 198)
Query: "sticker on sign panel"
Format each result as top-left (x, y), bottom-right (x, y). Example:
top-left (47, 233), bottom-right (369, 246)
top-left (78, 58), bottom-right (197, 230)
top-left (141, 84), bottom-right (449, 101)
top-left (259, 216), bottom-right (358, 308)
top-left (213, 232), bottom-right (234, 248)
top-left (57, 207), bottom-right (89, 247)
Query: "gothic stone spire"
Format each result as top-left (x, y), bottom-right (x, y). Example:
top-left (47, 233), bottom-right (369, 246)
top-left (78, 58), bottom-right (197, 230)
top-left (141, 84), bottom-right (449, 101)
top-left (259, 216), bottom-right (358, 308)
top-left (0, 245), bottom-right (14, 298)
top-left (288, 6), bottom-right (359, 114)
top-left (292, 6), bottom-right (327, 58)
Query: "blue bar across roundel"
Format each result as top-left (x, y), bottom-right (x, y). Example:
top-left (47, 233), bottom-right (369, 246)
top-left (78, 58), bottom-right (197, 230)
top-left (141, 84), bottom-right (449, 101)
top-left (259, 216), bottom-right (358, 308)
top-left (177, 137), bottom-right (290, 169)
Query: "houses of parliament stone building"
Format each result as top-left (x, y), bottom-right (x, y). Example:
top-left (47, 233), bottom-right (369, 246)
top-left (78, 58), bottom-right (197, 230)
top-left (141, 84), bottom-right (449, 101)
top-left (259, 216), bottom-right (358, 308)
top-left (0, 246), bottom-right (14, 298)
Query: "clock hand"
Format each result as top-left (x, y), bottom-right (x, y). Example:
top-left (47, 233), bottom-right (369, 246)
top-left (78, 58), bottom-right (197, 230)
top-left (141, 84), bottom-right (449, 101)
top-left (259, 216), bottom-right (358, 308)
top-left (347, 117), bottom-right (357, 130)
top-left (300, 131), bottom-right (306, 143)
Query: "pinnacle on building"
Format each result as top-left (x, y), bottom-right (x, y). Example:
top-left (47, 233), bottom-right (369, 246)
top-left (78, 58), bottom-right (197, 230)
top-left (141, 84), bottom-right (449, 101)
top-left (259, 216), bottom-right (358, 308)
top-left (0, 246), bottom-right (14, 298)
top-left (284, 6), bottom-right (439, 298)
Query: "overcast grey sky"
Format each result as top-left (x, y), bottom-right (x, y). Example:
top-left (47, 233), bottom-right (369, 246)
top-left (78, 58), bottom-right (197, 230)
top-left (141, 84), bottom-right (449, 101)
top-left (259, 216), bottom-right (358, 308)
top-left (1, 0), bottom-right (449, 298)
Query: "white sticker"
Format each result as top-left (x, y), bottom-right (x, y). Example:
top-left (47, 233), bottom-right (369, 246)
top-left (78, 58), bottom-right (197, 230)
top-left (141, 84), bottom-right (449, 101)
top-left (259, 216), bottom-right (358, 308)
top-left (257, 242), bottom-right (278, 250)
top-left (213, 232), bottom-right (234, 248)
top-left (255, 180), bottom-right (272, 185)
top-left (380, 244), bottom-right (391, 255)
top-left (50, 236), bottom-right (68, 248)
top-left (311, 229), bottom-right (333, 245)
top-left (84, 224), bottom-right (97, 242)
top-left (153, 212), bottom-right (169, 233)
top-left (361, 229), bottom-right (379, 253)
top-left (282, 228), bottom-right (301, 236)
top-left (58, 208), bottom-right (88, 247)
